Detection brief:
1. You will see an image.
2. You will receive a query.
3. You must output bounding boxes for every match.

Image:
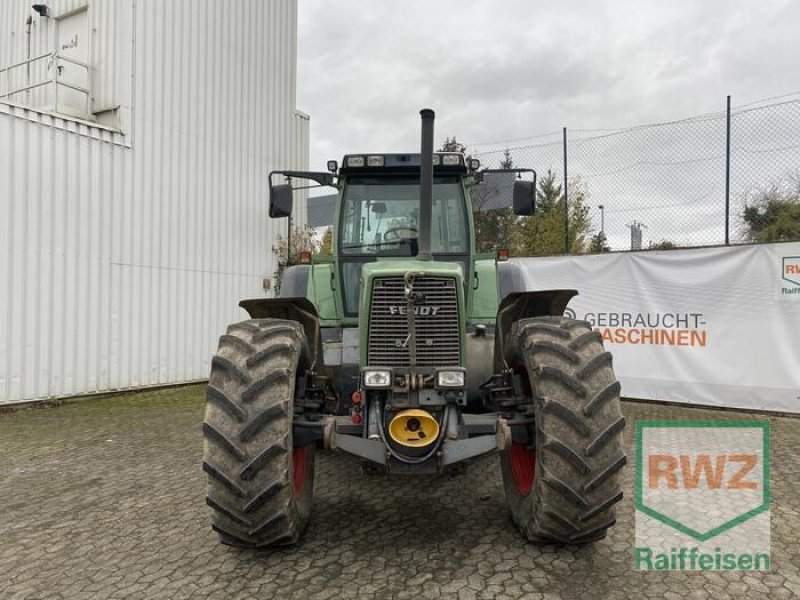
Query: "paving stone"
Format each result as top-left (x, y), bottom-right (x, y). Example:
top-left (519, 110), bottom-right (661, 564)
top-left (0, 385), bottom-right (797, 599)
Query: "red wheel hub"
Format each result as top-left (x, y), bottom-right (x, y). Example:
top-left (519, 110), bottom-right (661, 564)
top-left (292, 446), bottom-right (308, 496)
top-left (509, 442), bottom-right (536, 496)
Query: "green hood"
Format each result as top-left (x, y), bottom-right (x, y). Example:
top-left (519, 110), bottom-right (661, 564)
top-left (358, 259), bottom-right (466, 366)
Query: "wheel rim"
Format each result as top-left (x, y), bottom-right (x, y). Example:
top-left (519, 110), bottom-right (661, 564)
top-left (292, 446), bottom-right (308, 496)
top-left (509, 442), bottom-right (536, 496)
top-left (509, 360), bottom-right (536, 496)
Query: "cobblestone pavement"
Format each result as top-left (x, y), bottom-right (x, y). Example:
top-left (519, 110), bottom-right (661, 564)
top-left (1, 385), bottom-right (798, 600)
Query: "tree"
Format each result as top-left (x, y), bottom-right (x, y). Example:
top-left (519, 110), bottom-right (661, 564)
top-left (566, 177), bottom-right (592, 253)
top-left (648, 239), bottom-right (677, 250)
top-left (319, 227), bottom-right (333, 255)
top-left (516, 170), bottom-right (592, 256)
top-left (472, 148), bottom-right (519, 252)
top-left (500, 148), bottom-right (513, 169)
top-left (272, 224), bottom-right (318, 294)
top-left (589, 231), bottom-right (610, 253)
top-left (742, 179), bottom-right (800, 243)
top-left (440, 137), bottom-right (520, 252)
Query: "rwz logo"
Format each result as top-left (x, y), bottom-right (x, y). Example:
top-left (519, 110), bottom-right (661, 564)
top-left (649, 453), bottom-right (758, 490)
top-left (634, 421), bottom-right (771, 571)
top-left (783, 256), bottom-right (800, 286)
top-left (636, 421), bottom-right (770, 541)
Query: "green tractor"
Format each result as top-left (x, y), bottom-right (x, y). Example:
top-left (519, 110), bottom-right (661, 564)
top-left (202, 110), bottom-right (626, 547)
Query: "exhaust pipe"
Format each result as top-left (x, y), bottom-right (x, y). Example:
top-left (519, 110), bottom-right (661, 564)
top-left (418, 108), bottom-right (435, 261)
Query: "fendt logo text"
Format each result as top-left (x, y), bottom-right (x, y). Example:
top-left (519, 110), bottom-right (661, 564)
top-left (388, 305), bottom-right (440, 316)
top-left (635, 422), bottom-right (770, 571)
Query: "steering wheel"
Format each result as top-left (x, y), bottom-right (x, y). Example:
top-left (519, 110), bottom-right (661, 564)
top-left (383, 226), bottom-right (418, 241)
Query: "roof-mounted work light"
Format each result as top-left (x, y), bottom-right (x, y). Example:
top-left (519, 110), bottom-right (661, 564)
top-left (32, 4), bottom-right (51, 17)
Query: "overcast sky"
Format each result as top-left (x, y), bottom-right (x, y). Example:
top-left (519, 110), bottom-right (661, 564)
top-left (298, 0), bottom-right (798, 165)
top-left (297, 0), bottom-right (800, 248)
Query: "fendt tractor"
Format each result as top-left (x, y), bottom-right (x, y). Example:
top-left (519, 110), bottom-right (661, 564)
top-left (202, 110), bottom-right (626, 548)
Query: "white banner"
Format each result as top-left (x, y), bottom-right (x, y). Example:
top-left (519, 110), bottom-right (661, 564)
top-left (505, 242), bottom-right (800, 413)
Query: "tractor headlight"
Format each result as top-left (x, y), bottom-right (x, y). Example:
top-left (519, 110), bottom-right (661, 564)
top-left (346, 156), bottom-right (365, 168)
top-left (363, 369), bottom-right (392, 389)
top-left (436, 369), bottom-right (465, 388)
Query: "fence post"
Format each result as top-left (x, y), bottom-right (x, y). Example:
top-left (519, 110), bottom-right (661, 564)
top-left (725, 95), bottom-right (731, 245)
top-left (563, 127), bottom-right (569, 254)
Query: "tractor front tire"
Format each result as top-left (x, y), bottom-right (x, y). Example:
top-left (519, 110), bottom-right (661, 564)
top-left (500, 316), bottom-right (626, 544)
top-left (202, 318), bottom-right (315, 548)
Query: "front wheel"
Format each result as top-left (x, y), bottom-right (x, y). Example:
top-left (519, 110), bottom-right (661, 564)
top-left (500, 316), bottom-right (626, 544)
top-left (202, 318), bottom-right (315, 547)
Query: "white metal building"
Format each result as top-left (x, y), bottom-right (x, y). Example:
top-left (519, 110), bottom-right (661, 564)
top-left (0, 0), bottom-right (308, 403)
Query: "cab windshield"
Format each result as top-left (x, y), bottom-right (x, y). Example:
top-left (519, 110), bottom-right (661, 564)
top-left (340, 176), bottom-right (468, 256)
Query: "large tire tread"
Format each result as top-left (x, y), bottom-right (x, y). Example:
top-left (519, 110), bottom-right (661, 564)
top-left (202, 318), bottom-right (315, 548)
top-left (501, 315), bottom-right (626, 544)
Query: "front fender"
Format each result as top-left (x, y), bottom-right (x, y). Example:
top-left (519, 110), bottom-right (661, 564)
top-left (493, 290), bottom-right (578, 372)
top-left (239, 297), bottom-right (322, 368)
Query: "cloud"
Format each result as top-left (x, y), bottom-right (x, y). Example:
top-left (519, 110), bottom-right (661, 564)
top-left (297, 0), bottom-right (800, 248)
top-left (299, 0), bottom-right (798, 168)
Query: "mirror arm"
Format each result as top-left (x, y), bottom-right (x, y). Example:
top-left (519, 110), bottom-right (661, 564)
top-left (479, 168), bottom-right (536, 175)
top-left (268, 170), bottom-right (337, 191)
top-left (289, 183), bottom-right (332, 192)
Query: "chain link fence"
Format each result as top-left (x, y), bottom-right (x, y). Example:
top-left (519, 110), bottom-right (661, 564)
top-left (471, 94), bottom-right (800, 253)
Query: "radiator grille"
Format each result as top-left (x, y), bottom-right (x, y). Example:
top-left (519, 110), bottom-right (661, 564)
top-left (367, 277), bottom-right (461, 367)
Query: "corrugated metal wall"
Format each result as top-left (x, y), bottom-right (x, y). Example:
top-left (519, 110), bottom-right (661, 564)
top-left (0, 0), bottom-right (308, 403)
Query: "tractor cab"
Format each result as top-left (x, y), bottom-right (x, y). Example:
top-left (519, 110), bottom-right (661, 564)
top-left (335, 153), bottom-right (474, 316)
top-left (337, 155), bottom-right (470, 257)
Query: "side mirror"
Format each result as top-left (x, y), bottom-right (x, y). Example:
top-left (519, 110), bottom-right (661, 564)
top-left (269, 183), bottom-right (293, 218)
top-left (512, 180), bottom-right (535, 216)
